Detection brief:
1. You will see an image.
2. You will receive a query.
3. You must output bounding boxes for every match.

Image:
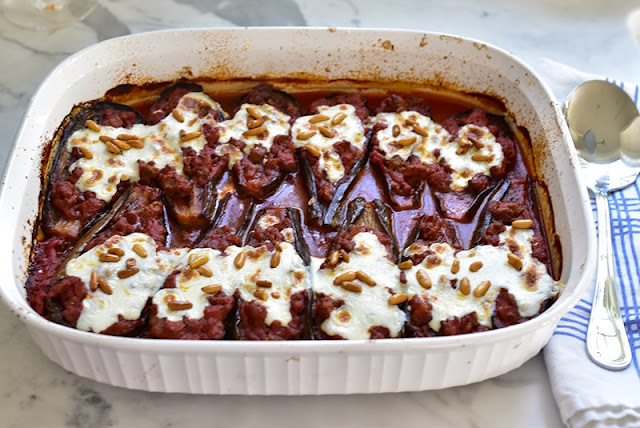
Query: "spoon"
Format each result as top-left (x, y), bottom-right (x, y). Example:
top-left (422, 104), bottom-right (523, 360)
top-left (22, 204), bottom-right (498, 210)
top-left (563, 80), bottom-right (640, 370)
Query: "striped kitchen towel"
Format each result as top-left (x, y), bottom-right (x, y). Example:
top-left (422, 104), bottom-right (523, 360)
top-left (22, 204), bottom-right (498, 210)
top-left (537, 59), bottom-right (640, 428)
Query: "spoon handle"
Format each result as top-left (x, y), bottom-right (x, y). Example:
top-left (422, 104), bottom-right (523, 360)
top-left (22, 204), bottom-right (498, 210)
top-left (586, 192), bottom-right (632, 370)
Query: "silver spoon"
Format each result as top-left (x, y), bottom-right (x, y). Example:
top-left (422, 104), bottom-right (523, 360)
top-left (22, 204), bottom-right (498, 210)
top-left (563, 80), bottom-right (639, 370)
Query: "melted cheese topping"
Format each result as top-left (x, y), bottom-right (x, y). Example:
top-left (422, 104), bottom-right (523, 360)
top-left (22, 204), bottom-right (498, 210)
top-left (311, 232), bottom-right (405, 339)
top-left (292, 104), bottom-right (366, 182)
top-left (152, 242), bottom-right (307, 326)
top-left (371, 112), bottom-right (504, 191)
top-left (68, 92), bottom-right (222, 202)
top-left (214, 103), bottom-right (291, 167)
top-left (67, 233), bottom-right (187, 333)
top-left (404, 227), bottom-right (558, 332)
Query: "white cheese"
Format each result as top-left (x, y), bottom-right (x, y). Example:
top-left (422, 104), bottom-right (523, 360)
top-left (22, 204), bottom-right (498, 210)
top-left (292, 104), bottom-right (366, 183)
top-left (311, 232), bottom-right (405, 339)
top-left (67, 92), bottom-right (223, 202)
top-left (214, 103), bottom-right (291, 167)
top-left (404, 226), bottom-right (559, 332)
top-left (67, 233), bottom-right (187, 333)
top-left (371, 113), bottom-right (504, 191)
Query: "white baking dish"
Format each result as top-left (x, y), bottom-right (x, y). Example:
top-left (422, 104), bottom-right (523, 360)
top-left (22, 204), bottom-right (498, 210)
top-left (0, 27), bottom-right (595, 394)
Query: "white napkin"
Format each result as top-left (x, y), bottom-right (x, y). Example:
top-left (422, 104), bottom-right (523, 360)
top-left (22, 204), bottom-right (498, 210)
top-left (536, 59), bottom-right (640, 428)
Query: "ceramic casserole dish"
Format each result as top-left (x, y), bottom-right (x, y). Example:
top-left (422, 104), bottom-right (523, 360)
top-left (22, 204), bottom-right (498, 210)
top-left (0, 27), bottom-right (594, 394)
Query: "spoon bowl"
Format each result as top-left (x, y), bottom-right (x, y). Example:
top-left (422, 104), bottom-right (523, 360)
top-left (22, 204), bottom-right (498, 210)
top-left (563, 80), bottom-right (640, 370)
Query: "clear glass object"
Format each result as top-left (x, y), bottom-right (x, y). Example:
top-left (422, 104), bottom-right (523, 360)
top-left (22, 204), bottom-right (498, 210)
top-left (1, 0), bottom-right (97, 31)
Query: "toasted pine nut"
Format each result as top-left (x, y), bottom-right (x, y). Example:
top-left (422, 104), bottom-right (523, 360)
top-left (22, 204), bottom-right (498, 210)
top-left (388, 293), bottom-right (408, 305)
top-left (473, 280), bottom-right (491, 297)
top-left (270, 251), bottom-right (281, 268)
top-left (297, 130), bottom-right (317, 141)
top-left (98, 278), bottom-right (112, 295)
top-left (113, 139), bottom-right (131, 150)
top-left (247, 116), bottom-right (266, 129)
top-left (309, 114), bottom-right (330, 123)
top-left (306, 145), bottom-right (321, 157)
top-left (467, 135), bottom-right (484, 149)
top-left (197, 265), bottom-right (213, 277)
top-left (172, 108), bottom-right (184, 122)
top-left (512, 219), bottom-right (533, 229)
top-left (202, 284), bottom-right (222, 294)
top-left (398, 260), bottom-right (414, 270)
top-left (339, 249), bottom-right (350, 263)
top-left (318, 126), bottom-right (335, 138)
top-left (99, 253), bottom-right (120, 263)
top-left (79, 147), bottom-right (93, 159)
top-left (253, 289), bottom-right (269, 301)
top-left (416, 269), bottom-right (432, 289)
top-left (234, 252), bottom-right (247, 269)
top-left (132, 243), bottom-right (148, 258)
top-left (86, 119), bottom-right (101, 132)
top-left (242, 126), bottom-right (267, 137)
top-left (117, 267), bottom-right (139, 279)
top-left (411, 124), bottom-right (429, 137)
top-left (108, 247), bottom-right (125, 257)
top-left (332, 112), bottom-right (347, 125)
top-left (507, 253), bottom-right (523, 271)
top-left (471, 153), bottom-right (491, 162)
top-left (188, 253), bottom-right (209, 269)
top-left (397, 136), bottom-right (417, 146)
top-left (181, 131), bottom-right (202, 142)
top-left (333, 271), bottom-right (357, 285)
top-left (392, 124), bottom-right (401, 137)
top-left (356, 271), bottom-right (376, 286)
top-left (451, 259), bottom-right (460, 274)
top-left (469, 261), bottom-right (483, 272)
top-left (99, 135), bottom-right (115, 143)
top-left (105, 141), bottom-right (121, 154)
top-left (256, 280), bottom-right (272, 288)
top-left (168, 300), bottom-right (193, 311)
top-left (460, 277), bottom-right (471, 295)
top-left (340, 281), bottom-right (362, 293)
top-left (90, 271), bottom-right (99, 291)
top-left (127, 139), bottom-right (144, 149)
top-left (456, 146), bottom-right (469, 155)
top-left (116, 134), bottom-right (138, 141)
top-left (246, 106), bottom-right (262, 120)
top-left (327, 251), bottom-right (340, 267)
top-left (271, 291), bottom-right (281, 299)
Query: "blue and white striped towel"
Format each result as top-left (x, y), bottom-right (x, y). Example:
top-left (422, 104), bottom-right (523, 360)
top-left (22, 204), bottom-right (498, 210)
top-left (536, 59), bottom-right (640, 428)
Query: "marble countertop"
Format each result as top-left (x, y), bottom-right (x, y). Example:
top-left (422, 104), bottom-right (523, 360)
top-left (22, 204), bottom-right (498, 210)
top-left (2, 1), bottom-right (639, 427)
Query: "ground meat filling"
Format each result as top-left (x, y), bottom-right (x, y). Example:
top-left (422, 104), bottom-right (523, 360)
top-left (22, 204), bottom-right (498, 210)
top-left (148, 292), bottom-right (235, 340)
top-left (232, 135), bottom-right (297, 199)
top-left (235, 290), bottom-right (308, 340)
top-left (236, 82), bottom-right (301, 122)
top-left (197, 226), bottom-right (242, 251)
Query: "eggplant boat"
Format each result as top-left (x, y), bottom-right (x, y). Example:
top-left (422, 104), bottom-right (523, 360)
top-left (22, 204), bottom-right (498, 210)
top-left (204, 83), bottom-right (299, 200)
top-left (292, 93), bottom-right (371, 225)
top-left (42, 100), bottom-right (144, 241)
top-left (230, 207), bottom-right (312, 340)
top-left (401, 194), bottom-right (558, 337)
top-left (28, 183), bottom-right (174, 336)
top-left (311, 197), bottom-right (406, 340)
top-left (370, 97), bottom-right (515, 219)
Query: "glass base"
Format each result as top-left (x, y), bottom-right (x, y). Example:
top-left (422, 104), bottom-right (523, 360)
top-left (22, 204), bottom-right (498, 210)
top-left (1, 0), bottom-right (97, 31)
